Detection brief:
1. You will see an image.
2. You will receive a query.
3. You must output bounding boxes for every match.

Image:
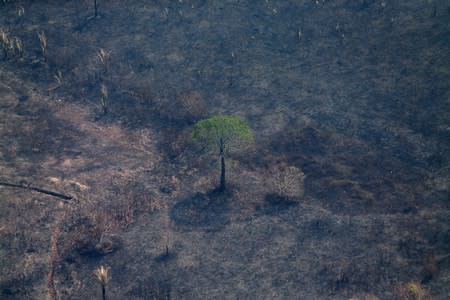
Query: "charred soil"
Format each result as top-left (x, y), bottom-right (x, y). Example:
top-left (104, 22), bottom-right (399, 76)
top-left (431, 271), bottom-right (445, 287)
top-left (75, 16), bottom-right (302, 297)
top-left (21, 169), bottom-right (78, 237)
top-left (0, 0), bottom-right (449, 299)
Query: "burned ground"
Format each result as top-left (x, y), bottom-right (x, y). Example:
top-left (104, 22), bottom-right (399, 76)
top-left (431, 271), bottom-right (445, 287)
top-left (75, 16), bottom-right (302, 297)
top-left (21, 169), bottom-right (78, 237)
top-left (0, 0), bottom-right (449, 299)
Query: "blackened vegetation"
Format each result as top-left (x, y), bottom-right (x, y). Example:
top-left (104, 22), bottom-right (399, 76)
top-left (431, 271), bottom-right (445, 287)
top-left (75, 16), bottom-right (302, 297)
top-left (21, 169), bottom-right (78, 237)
top-left (0, 275), bottom-right (32, 299)
top-left (0, 0), bottom-right (449, 299)
top-left (0, 181), bottom-right (73, 201)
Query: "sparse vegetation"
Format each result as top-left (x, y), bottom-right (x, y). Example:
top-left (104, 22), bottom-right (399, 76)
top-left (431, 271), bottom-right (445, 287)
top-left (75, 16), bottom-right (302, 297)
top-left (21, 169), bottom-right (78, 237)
top-left (37, 31), bottom-right (47, 61)
top-left (0, 29), bottom-right (12, 58)
top-left (0, 1), bottom-right (448, 299)
top-left (97, 48), bottom-right (110, 77)
top-left (0, 29), bottom-right (23, 59)
top-left (17, 5), bottom-right (24, 17)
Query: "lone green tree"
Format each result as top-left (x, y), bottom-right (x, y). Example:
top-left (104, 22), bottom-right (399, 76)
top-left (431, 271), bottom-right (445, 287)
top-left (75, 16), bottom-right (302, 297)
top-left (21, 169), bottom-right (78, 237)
top-left (192, 115), bottom-right (253, 192)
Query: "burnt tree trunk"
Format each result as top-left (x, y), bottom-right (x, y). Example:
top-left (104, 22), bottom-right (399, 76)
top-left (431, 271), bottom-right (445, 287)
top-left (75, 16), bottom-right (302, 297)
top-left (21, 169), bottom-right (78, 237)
top-left (101, 285), bottom-right (106, 300)
top-left (0, 181), bottom-right (73, 201)
top-left (219, 138), bottom-right (226, 192)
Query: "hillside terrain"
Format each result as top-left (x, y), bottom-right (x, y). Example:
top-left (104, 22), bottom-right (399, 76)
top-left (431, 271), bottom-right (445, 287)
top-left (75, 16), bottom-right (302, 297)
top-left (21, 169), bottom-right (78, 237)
top-left (0, 0), bottom-right (449, 299)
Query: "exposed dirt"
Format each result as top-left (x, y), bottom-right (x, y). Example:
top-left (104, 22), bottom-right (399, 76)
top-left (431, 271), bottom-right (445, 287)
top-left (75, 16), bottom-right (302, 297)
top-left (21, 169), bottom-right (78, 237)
top-left (0, 0), bottom-right (449, 299)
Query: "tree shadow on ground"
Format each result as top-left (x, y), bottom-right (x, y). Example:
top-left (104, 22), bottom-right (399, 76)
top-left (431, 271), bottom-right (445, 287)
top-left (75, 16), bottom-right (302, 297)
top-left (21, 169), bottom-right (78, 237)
top-left (170, 190), bottom-right (232, 231)
top-left (256, 194), bottom-right (298, 216)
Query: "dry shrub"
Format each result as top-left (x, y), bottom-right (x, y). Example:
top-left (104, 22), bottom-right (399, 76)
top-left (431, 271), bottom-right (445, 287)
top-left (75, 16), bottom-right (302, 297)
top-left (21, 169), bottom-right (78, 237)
top-left (394, 281), bottom-right (432, 300)
top-left (56, 179), bottom-right (155, 261)
top-left (155, 91), bottom-right (206, 123)
top-left (176, 91), bottom-right (206, 122)
top-left (113, 179), bottom-right (148, 227)
top-left (61, 211), bottom-right (116, 258)
top-left (267, 163), bottom-right (305, 201)
top-left (165, 127), bottom-right (192, 158)
top-left (127, 81), bottom-right (154, 106)
top-left (57, 201), bottom-right (119, 261)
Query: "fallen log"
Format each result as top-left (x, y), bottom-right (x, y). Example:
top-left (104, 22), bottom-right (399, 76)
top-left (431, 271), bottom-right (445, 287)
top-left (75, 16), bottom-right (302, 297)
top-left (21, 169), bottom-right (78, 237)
top-left (0, 181), bottom-right (74, 202)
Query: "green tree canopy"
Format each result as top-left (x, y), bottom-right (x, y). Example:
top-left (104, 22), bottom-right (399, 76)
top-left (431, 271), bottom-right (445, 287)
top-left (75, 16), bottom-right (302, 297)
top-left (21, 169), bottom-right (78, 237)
top-left (192, 115), bottom-right (253, 152)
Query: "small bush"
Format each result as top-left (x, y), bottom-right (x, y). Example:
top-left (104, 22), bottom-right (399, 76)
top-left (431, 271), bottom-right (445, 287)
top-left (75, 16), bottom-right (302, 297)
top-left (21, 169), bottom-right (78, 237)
top-left (59, 210), bottom-right (118, 260)
top-left (0, 29), bottom-right (23, 59)
top-left (176, 91), bottom-right (206, 122)
top-left (394, 281), bottom-right (432, 300)
top-left (268, 163), bottom-right (305, 201)
top-left (156, 91), bottom-right (206, 123)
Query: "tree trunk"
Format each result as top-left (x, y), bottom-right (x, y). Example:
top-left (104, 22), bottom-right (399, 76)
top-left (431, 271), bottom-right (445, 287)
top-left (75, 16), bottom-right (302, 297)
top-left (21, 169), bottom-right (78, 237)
top-left (0, 181), bottom-right (73, 201)
top-left (220, 154), bottom-right (225, 192)
top-left (219, 138), bottom-right (226, 192)
top-left (102, 285), bottom-right (106, 300)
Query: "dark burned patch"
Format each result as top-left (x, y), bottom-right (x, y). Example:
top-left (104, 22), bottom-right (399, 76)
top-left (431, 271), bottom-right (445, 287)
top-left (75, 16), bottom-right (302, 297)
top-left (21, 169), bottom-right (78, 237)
top-left (306, 218), bottom-right (338, 239)
top-left (170, 192), bottom-right (231, 230)
top-left (18, 95), bottom-right (29, 102)
top-left (154, 251), bottom-right (177, 263)
top-left (269, 126), bottom-right (327, 159)
top-left (256, 193), bottom-right (298, 215)
top-left (0, 276), bottom-right (33, 299)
